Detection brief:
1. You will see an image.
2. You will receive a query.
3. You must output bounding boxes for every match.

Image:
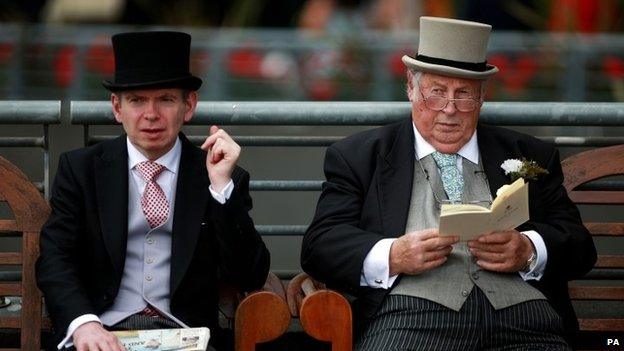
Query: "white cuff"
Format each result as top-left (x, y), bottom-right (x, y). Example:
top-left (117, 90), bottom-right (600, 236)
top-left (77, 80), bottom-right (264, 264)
top-left (360, 238), bottom-right (399, 289)
top-left (57, 314), bottom-right (101, 349)
top-left (519, 230), bottom-right (547, 281)
top-left (209, 179), bottom-right (234, 204)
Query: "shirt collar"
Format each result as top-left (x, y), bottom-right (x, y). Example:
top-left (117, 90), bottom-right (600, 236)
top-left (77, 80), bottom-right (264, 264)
top-left (127, 136), bottom-right (181, 174)
top-left (412, 122), bottom-right (479, 164)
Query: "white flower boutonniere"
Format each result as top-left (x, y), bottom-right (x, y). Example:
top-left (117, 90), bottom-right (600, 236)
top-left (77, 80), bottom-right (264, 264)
top-left (501, 158), bottom-right (549, 182)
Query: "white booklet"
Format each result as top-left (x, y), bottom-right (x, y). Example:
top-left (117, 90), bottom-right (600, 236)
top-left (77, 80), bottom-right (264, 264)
top-left (438, 178), bottom-right (529, 241)
top-left (112, 327), bottom-right (210, 351)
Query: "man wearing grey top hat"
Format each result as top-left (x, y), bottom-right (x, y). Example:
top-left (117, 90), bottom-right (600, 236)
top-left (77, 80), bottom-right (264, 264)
top-left (36, 31), bottom-right (270, 351)
top-left (302, 17), bottom-right (596, 350)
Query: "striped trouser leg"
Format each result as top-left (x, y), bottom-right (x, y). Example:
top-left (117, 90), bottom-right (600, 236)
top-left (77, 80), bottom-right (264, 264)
top-left (356, 292), bottom-right (481, 351)
top-left (108, 313), bottom-right (182, 330)
top-left (356, 288), bottom-right (571, 351)
top-left (478, 290), bottom-right (571, 351)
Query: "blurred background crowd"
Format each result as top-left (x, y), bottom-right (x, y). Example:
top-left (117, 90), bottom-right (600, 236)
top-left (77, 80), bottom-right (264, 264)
top-left (0, 0), bottom-right (624, 102)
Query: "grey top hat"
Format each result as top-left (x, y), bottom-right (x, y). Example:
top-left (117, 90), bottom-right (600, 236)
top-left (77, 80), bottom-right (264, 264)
top-left (402, 17), bottom-right (499, 80)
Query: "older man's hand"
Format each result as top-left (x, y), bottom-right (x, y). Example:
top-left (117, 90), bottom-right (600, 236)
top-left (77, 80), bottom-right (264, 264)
top-left (468, 230), bottom-right (534, 272)
top-left (389, 229), bottom-right (458, 276)
top-left (73, 321), bottom-right (126, 351)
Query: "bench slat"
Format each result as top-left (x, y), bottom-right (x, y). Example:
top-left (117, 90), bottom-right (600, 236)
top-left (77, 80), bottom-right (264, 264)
top-left (596, 255), bottom-right (624, 268)
top-left (0, 220), bottom-right (17, 231)
top-left (0, 253), bottom-right (21, 265)
top-left (569, 286), bottom-right (624, 300)
top-left (569, 191), bottom-right (624, 204)
top-left (579, 318), bottom-right (624, 331)
top-left (0, 283), bottom-right (22, 295)
top-left (585, 222), bottom-right (624, 236)
top-left (0, 317), bottom-right (20, 328)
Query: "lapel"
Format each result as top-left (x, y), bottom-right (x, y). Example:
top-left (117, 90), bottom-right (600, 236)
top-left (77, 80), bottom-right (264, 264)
top-left (378, 119), bottom-right (415, 237)
top-left (170, 134), bottom-right (210, 295)
top-left (95, 135), bottom-right (129, 278)
top-left (477, 124), bottom-right (509, 199)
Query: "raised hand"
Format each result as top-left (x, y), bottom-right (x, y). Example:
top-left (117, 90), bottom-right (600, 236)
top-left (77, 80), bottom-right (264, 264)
top-left (200, 125), bottom-right (241, 192)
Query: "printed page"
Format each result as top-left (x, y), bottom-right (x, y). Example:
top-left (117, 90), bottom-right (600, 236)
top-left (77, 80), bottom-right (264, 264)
top-left (438, 178), bottom-right (529, 241)
top-left (113, 327), bottom-right (210, 351)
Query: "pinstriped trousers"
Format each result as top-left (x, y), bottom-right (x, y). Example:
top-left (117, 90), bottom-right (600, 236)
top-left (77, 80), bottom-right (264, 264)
top-left (356, 288), bottom-right (571, 351)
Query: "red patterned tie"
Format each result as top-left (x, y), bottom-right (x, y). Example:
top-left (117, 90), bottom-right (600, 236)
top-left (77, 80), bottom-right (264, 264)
top-left (136, 161), bottom-right (169, 229)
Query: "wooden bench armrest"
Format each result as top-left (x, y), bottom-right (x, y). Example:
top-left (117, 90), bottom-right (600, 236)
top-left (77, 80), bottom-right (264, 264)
top-left (287, 273), bottom-right (353, 351)
top-left (234, 291), bottom-right (291, 351)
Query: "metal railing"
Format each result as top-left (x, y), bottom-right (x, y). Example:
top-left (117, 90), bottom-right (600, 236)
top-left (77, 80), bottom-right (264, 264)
top-left (71, 101), bottom-right (624, 239)
top-left (0, 101), bottom-right (61, 198)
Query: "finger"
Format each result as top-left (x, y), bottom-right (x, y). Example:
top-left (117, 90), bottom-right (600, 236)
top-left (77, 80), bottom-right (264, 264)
top-left (468, 241), bottom-right (506, 253)
top-left (200, 134), bottom-right (217, 151)
top-left (210, 126), bottom-right (236, 144)
top-left (470, 249), bottom-right (506, 263)
top-left (419, 235), bottom-right (457, 251)
top-left (476, 231), bottom-right (512, 244)
top-left (87, 341), bottom-right (102, 351)
top-left (424, 246), bottom-right (453, 261)
top-left (421, 256), bottom-right (449, 271)
top-left (412, 228), bottom-right (440, 241)
top-left (428, 235), bottom-right (459, 248)
top-left (475, 259), bottom-right (513, 273)
top-left (201, 127), bottom-right (225, 150)
top-left (210, 141), bottom-right (225, 163)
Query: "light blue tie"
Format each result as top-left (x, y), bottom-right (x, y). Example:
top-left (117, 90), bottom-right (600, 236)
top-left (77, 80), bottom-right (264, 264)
top-left (432, 151), bottom-right (463, 203)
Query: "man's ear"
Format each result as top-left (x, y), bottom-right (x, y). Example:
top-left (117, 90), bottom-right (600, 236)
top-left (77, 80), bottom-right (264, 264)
top-left (406, 70), bottom-right (415, 102)
top-left (183, 91), bottom-right (198, 123)
top-left (111, 93), bottom-right (122, 123)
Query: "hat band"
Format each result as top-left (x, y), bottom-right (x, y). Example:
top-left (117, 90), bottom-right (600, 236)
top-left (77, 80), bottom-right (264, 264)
top-left (416, 54), bottom-right (488, 72)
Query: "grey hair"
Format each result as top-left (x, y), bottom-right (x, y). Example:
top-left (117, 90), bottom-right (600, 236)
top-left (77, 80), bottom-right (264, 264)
top-left (406, 69), bottom-right (487, 101)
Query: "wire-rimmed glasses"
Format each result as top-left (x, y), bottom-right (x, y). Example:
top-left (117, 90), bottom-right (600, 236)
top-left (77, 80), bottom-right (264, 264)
top-left (419, 86), bottom-right (482, 113)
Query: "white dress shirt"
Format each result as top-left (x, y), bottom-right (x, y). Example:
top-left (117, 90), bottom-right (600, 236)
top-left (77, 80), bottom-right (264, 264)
top-left (360, 123), bottom-right (547, 289)
top-left (59, 137), bottom-right (233, 349)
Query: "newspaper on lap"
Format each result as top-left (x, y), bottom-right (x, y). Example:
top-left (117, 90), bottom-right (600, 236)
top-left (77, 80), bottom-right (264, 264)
top-left (112, 327), bottom-right (210, 351)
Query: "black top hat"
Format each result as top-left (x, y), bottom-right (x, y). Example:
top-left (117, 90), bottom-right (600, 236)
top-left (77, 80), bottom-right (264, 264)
top-left (102, 31), bottom-right (202, 92)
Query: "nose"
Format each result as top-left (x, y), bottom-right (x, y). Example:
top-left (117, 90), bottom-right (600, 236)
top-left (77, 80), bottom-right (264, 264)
top-left (143, 101), bottom-right (158, 121)
top-left (442, 99), bottom-right (457, 114)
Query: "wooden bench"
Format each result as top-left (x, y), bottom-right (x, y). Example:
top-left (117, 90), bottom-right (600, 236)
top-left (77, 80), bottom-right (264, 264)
top-left (0, 155), bottom-right (50, 350)
top-left (290, 144), bottom-right (624, 349)
top-left (562, 144), bottom-right (624, 342)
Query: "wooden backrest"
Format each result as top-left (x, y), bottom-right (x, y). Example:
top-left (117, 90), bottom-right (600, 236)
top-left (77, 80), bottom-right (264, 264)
top-left (0, 156), bottom-right (50, 350)
top-left (561, 144), bottom-right (624, 332)
top-left (234, 272), bottom-right (290, 351)
top-left (287, 273), bottom-right (352, 351)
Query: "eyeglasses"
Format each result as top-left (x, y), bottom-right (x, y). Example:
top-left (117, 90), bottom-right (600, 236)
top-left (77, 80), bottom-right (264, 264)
top-left (419, 87), bottom-right (481, 113)
top-left (416, 156), bottom-right (492, 208)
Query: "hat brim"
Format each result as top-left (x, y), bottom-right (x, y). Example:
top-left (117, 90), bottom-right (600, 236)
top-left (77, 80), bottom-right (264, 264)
top-left (402, 55), bottom-right (498, 80)
top-left (102, 75), bottom-right (203, 92)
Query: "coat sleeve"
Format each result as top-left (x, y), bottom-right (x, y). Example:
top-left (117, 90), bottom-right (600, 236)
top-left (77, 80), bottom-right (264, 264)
top-left (208, 167), bottom-right (270, 292)
top-left (35, 152), bottom-right (97, 335)
top-left (301, 145), bottom-right (386, 293)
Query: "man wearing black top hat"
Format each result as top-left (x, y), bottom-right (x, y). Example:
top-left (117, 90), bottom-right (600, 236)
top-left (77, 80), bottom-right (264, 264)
top-left (36, 31), bottom-right (270, 351)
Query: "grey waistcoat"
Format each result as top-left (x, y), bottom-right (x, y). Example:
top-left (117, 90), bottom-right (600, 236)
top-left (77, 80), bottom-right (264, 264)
top-left (390, 155), bottom-right (545, 311)
top-left (99, 171), bottom-right (187, 327)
